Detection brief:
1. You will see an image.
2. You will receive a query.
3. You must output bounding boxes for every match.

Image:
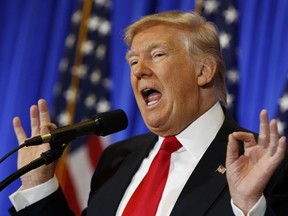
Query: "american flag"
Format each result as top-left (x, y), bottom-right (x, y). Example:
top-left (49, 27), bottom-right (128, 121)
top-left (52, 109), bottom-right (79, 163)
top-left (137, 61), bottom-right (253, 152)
top-left (199, 0), bottom-right (239, 119)
top-left (51, 0), bottom-right (112, 214)
top-left (276, 75), bottom-right (288, 137)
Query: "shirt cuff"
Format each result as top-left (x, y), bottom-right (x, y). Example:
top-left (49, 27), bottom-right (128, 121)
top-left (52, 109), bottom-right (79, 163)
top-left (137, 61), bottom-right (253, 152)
top-left (231, 195), bottom-right (266, 216)
top-left (9, 176), bottom-right (59, 212)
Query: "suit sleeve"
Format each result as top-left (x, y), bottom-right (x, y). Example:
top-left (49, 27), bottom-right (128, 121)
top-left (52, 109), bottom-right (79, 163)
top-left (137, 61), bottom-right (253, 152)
top-left (9, 187), bottom-right (75, 216)
top-left (264, 150), bottom-right (288, 216)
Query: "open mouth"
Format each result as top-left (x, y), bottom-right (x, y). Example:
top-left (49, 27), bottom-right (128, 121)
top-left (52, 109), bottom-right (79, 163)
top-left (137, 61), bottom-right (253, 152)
top-left (142, 88), bottom-right (162, 106)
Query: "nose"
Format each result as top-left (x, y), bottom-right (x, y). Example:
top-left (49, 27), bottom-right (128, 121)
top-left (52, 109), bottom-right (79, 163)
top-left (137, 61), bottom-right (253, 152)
top-left (132, 58), bottom-right (153, 79)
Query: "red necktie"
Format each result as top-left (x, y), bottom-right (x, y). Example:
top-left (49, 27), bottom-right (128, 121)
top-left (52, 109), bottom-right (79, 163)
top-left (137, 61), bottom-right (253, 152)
top-left (122, 136), bottom-right (182, 216)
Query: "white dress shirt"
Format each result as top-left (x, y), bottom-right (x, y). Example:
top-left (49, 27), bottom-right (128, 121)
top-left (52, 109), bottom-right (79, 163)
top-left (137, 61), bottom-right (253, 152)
top-left (10, 102), bottom-right (265, 215)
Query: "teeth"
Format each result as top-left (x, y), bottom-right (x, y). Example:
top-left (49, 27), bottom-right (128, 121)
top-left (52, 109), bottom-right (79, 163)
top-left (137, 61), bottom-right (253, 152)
top-left (148, 101), bottom-right (158, 106)
top-left (143, 88), bottom-right (152, 96)
top-left (142, 88), bottom-right (161, 106)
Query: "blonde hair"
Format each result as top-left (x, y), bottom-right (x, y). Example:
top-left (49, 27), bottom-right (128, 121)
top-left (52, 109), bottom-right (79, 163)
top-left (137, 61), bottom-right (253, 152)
top-left (124, 11), bottom-right (227, 107)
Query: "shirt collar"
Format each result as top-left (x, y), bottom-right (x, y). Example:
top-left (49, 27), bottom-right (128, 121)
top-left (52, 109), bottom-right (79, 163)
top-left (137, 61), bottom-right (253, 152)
top-left (159, 102), bottom-right (225, 160)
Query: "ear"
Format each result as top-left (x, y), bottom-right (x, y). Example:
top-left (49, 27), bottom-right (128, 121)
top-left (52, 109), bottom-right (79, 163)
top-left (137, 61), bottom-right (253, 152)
top-left (197, 57), bottom-right (217, 87)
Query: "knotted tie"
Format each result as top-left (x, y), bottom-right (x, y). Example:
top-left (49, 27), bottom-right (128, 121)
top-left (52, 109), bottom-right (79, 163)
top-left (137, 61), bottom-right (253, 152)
top-left (122, 136), bottom-right (182, 216)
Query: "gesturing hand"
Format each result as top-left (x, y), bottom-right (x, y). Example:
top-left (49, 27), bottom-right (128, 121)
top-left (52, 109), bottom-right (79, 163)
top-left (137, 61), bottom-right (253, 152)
top-left (13, 99), bottom-right (57, 189)
top-left (226, 109), bottom-right (286, 214)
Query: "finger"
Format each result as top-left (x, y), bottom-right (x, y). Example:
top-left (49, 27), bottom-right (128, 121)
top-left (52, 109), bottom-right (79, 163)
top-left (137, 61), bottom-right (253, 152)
top-left (13, 117), bottom-right (27, 144)
top-left (38, 99), bottom-right (52, 134)
top-left (230, 132), bottom-right (256, 148)
top-left (268, 119), bottom-right (280, 156)
top-left (30, 104), bottom-right (40, 136)
top-left (226, 133), bottom-right (240, 167)
top-left (273, 136), bottom-right (287, 161)
top-left (258, 109), bottom-right (269, 148)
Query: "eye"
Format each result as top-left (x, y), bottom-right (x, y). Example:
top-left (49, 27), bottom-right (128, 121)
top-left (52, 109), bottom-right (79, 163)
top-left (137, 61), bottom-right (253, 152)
top-left (153, 52), bottom-right (164, 58)
top-left (152, 50), bottom-right (166, 61)
top-left (129, 58), bottom-right (138, 67)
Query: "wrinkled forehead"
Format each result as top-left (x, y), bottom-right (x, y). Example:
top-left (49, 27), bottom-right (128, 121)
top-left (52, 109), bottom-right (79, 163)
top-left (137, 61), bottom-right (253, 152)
top-left (126, 41), bottom-right (170, 60)
top-left (126, 25), bottom-right (189, 57)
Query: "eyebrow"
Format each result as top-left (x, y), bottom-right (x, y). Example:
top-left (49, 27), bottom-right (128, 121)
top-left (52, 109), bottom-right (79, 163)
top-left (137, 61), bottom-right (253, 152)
top-left (125, 50), bottom-right (136, 61)
top-left (126, 42), bottom-right (170, 61)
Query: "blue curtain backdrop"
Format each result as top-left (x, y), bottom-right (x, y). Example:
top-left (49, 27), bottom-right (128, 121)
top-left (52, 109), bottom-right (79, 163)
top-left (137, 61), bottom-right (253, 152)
top-left (0, 0), bottom-right (79, 213)
top-left (0, 0), bottom-right (288, 215)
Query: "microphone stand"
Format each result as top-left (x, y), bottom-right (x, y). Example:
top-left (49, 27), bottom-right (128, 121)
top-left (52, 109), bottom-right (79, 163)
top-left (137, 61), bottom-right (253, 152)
top-left (0, 143), bottom-right (68, 191)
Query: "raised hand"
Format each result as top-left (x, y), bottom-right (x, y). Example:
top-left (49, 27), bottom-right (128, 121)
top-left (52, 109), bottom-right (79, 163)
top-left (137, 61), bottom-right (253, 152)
top-left (13, 99), bottom-right (57, 189)
top-left (226, 109), bottom-right (286, 214)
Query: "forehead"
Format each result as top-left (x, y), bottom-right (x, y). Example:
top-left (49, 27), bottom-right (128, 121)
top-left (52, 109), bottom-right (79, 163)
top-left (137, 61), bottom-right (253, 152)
top-left (128, 25), bottom-right (187, 54)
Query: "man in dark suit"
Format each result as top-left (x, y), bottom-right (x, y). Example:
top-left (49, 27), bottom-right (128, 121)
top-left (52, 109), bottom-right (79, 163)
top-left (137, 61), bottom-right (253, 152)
top-left (9, 11), bottom-right (288, 215)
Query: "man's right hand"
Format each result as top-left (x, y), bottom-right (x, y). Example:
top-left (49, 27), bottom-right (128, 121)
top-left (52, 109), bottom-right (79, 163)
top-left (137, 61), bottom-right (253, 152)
top-left (13, 99), bottom-right (57, 189)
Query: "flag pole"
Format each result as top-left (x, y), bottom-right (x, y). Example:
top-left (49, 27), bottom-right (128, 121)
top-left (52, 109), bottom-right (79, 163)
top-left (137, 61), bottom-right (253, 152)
top-left (55, 0), bottom-right (93, 191)
top-left (195, 0), bottom-right (204, 14)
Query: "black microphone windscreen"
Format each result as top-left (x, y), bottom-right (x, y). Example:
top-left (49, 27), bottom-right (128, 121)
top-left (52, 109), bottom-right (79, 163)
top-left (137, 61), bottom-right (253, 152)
top-left (94, 109), bottom-right (128, 136)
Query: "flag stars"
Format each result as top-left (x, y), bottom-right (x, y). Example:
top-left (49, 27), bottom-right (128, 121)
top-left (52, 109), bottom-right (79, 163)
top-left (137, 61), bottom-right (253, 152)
top-left (94, 0), bottom-right (111, 7)
top-left (226, 69), bottom-right (239, 84)
top-left (219, 31), bottom-right (231, 49)
top-left (99, 20), bottom-right (111, 36)
top-left (87, 16), bottom-right (111, 35)
top-left (57, 111), bottom-right (72, 126)
top-left (65, 34), bottom-right (76, 48)
top-left (87, 16), bottom-right (100, 32)
top-left (223, 6), bottom-right (238, 24)
top-left (96, 99), bottom-right (110, 113)
top-left (72, 65), bottom-right (88, 79)
top-left (90, 69), bottom-right (101, 84)
top-left (64, 87), bottom-right (78, 102)
top-left (96, 44), bottom-right (107, 59)
top-left (81, 40), bottom-right (95, 55)
top-left (85, 94), bottom-right (97, 109)
top-left (59, 58), bottom-right (69, 72)
top-left (227, 93), bottom-right (235, 109)
top-left (54, 2), bottom-right (112, 141)
top-left (278, 93), bottom-right (288, 112)
top-left (72, 10), bottom-right (82, 25)
top-left (277, 119), bottom-right (286, 136)
top-left (202, 0), bottom-right (239, 116)
top-left (203, 0), bottom-right (220, 15)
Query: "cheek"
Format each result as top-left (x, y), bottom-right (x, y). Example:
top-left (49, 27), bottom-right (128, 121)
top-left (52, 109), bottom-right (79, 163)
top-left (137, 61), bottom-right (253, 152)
top-left (172, 76), bottom-right (199, 107)
top-left (130, 74), bottom-right (137, 91)
top-left (130, 77), bottom-right (143, 105)
top-left (168, 71), bottom-right (197, 93)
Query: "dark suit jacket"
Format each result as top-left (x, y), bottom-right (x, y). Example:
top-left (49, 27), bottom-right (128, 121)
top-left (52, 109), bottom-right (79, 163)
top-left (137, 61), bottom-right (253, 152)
top-left (9, 113), bottom-right (288, 216)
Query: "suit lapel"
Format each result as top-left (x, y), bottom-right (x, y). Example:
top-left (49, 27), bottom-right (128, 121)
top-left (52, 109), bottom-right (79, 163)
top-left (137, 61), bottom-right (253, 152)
top-left (171, 114), bottom-right (240, 215)
top-left (87, 134), bottom-right (158, 215)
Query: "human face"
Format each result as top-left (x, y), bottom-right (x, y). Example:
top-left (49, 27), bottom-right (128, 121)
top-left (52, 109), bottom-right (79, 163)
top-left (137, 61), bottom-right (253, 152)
top-left (127, 25), bottom-right (204, 137)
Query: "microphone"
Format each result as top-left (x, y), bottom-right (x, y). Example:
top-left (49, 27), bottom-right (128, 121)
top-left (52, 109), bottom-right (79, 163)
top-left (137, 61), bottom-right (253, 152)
top-left (0, 109), bottom-right (128, 191)
top-left (24, 109), bottom-right (128, 146)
